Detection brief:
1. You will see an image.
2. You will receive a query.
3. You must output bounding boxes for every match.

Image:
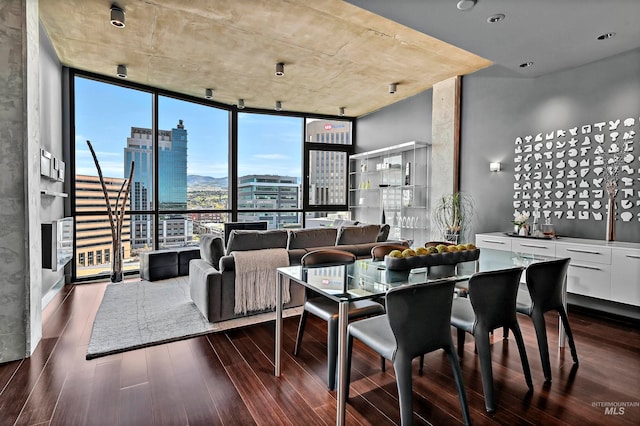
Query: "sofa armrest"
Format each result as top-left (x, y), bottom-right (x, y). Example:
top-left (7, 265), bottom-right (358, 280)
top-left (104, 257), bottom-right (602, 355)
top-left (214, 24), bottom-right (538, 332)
top-left (189, 259), bottom-right (222, 322)
top-left (219, 254), bottom-right (235, 272)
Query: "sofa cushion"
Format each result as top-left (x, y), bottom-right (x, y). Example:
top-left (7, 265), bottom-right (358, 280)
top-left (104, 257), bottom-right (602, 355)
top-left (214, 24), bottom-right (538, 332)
top-left (225, 229), bottom-right (288, 254)
top-left (200, 234), bottom-right (225, 267)
top-left (287, 228), bottom-right (338, 250)
top-left (336, 224), bottom-right (381, 245)
top-left (377, 224), bottom-right (391, 242)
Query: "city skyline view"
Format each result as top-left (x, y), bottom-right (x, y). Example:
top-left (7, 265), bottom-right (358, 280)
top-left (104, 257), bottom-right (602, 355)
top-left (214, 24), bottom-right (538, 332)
top-left (74, 77), bottom-right (303, 181)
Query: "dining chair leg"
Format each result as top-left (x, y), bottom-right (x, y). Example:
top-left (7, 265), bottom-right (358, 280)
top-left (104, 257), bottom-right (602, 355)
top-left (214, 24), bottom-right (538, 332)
top-left (530, 310), bottom-right (553, 381)
top-left (418, 354), bottom-right (424, 373)
top-left (381, 356), bottom-right (386, 372)
top-left (475, 331), bottom-right (497, 413)
top-left (444, 345), bottom-right (472, 426)
top-left (327, 317), bottom-right (338, 390)
top-left (457, 329), bottom-right (466, 358)
top-left (503, 326), bottom-right (509, 340)
top-left (393, 356), bottom-right (415, 426)
top-left (293, 310), bottom-right (308, 356)
top-left (558, 308), bottom-right (579, 364)
top-left (510, 323), bottom-right (534, 389)
top-left (345, 334), bottom-right (354, 399)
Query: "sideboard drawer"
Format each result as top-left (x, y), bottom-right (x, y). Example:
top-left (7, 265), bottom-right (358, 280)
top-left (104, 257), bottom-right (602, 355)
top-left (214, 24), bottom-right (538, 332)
top-left (556, 243), bottom-right (612, 265)
top-left (566, 261), bottom-right (611, 300)
top-left (475, 234), bottom-right (512, 251)
top-left (610, 249), bottom-right (640, 306)
top-left (512, 239), bottom-right (556, 256)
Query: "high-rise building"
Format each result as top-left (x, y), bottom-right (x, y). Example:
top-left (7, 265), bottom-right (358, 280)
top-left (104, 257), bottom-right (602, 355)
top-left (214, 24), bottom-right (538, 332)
top-left (237, 175), bottom-right (300, 228)
top-left (306, 120), bottom-right (350, 205)
top-left (75, 174), bottom-right (131, 277)
top-left (125, 120), bottom-right (192, 248)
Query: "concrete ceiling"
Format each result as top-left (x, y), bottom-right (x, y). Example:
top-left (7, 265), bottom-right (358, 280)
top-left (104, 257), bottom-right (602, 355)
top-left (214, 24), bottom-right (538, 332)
top-left (38, 0), bottom-right (492, 117)
top-left (346, 0), bottom-right (640, 78)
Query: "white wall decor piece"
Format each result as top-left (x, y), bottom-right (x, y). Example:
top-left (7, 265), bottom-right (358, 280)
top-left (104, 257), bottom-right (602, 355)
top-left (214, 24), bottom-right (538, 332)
top-left (594, 122), bottom-right (606, 131)
top-left (609, 119), bottom-right (620, 130)
top-left (623, 118), bottom-right (635, 127)
top-left (621, 199), bottom-right (633, 209)
top-left (535, 133), bottom-right (543, 141)
top-left (582, 125), bottom-right (592, 134)
top-left (580, 147), bottom-right (591, 156)
top-left (557, 129), bottom-right (567, 137)
top-left (568, 138), bottom-right (578, 146)
top-left (567, 201), bottom-right (576, 209)
top-left (569, 127), bottom-right (578, 136)
top-left (611, 132), bottom-right (619, 142)
top-left (593, 212), bottom-right (603, 220)
top-left (554, 211), bottom-right (563, 219)
top-left (543, 201), bottom-right (552, 208)
top-left (620, 211), bottom-right (633, 221)
top-left (555, 201), bottom-right (564, 208)
top-left (593, 178), bottom-right (603, 187)
top-left (555, 181), bottom-right (564, 189)
top-left (592, 200), bottom-right (602, 209)
top-left (567, 180), bottom-right (576, 188)
top-left (593, 189), bottom-right (604, 198)
top-left (579, 211), bottom-right (589, 220)
top-left (524, 135), bottom-right (533, 142)
top-left (567, 211), bottom-right (575, 219)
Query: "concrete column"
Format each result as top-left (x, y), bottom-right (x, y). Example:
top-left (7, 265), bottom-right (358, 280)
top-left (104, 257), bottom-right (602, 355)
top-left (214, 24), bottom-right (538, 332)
top-left (0, 0), bottom-right (42, 362)
top-left (430, 76), bottom-right (461, 239)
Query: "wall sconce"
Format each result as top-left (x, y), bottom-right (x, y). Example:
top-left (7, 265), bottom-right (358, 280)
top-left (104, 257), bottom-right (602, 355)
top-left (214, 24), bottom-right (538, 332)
top-left (116, 64), bottom-right (127, 78)
top-left (275, 62), bottom-right (285, 76)
top-left (275, 100), bottom-right (282, 111)
top-left (110, 5), bottom-right (125, 28)
top-left (238, 99), bottom-right (245, 109)
top-left (489, 162), bottom-right (501, 172)
top-left (205, 88), bottom-right (213, 99)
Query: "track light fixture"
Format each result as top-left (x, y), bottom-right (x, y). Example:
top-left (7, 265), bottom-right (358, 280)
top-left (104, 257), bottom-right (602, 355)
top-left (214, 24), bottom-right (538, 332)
top-left (275, 62), bottom-right (285, 76)
top-left (110, 5), bottom-right (125, 28)
top-left (275, 100), bottom-right (282, 111)
top-left (205, 88), bottom-right (213, 99)
top-left (238, 99), bottom-right (245, 109)
top-left (389, 83), bottom-right (397, 94)
top-left (339, 107), bottom-right (345, 117)
top-left (116, 64), bottom-right (127, 78)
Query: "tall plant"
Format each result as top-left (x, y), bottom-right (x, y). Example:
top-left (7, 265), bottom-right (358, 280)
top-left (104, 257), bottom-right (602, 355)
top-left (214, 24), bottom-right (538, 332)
top-left (86, 140), bottom-right (135, 282)
top-left (433, 192), bottom-right (475, 243)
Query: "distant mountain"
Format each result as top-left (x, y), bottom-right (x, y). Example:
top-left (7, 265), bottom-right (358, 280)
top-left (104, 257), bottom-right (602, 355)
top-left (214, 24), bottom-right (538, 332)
top-left (187, 175), bottom-right (228, 189)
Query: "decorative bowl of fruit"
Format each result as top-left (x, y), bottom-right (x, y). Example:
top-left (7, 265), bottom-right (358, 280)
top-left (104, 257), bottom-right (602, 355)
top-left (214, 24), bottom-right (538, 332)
top-left (384, 243), bottom-right (480, 271)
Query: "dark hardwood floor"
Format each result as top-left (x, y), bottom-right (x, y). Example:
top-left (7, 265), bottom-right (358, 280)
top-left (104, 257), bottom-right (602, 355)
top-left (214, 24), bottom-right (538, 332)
top-left (1, 281), bottom-right (638, 425)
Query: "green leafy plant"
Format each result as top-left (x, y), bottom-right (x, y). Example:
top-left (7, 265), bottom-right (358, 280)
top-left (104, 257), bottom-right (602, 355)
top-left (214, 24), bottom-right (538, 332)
top-left (432, 192), bottom-right (474, 243)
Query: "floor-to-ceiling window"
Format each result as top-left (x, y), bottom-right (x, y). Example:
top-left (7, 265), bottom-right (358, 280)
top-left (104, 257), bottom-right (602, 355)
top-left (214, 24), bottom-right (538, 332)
top-left (71, 71), bottom-right (353, 281)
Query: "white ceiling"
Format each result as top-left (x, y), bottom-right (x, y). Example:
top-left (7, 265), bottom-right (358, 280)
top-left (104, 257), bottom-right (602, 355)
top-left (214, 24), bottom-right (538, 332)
top-left (346, 0), bottom-right (640, 78)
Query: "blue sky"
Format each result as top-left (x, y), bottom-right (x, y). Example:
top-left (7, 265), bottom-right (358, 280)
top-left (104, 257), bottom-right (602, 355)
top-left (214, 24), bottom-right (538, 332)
top-left (74, 77), bottom-right (302, 180)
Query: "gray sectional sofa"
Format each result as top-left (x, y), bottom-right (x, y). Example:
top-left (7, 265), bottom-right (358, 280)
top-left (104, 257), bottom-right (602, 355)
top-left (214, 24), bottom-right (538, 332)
top-left (189, 224), bottom-right (402, 322)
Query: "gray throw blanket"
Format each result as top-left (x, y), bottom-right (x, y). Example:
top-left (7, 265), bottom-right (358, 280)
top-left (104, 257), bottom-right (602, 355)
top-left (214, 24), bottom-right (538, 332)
top-left (232, 248), bottom-right (291, 314)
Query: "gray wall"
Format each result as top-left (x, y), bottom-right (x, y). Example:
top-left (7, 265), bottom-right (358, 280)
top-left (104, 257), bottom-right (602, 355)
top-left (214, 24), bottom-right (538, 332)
top-left (460, 48), bottom-right (640, 242)
top-left (39, 22), bottom-right (65, 302)
top-left (356, 90), bottom-right (432, 153)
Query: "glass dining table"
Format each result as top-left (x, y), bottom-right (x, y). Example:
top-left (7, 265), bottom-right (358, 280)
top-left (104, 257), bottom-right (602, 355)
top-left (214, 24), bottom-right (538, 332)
top-left (274, 247), bottom-right (563, 426)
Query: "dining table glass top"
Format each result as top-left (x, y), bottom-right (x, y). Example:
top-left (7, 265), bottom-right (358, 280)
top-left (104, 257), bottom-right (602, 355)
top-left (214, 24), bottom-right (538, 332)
top-left (277, 247), bottom-right (559, 303)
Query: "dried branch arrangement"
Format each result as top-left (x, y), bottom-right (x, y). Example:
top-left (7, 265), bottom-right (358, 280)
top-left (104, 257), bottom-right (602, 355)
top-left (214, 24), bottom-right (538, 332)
top-left (86, 140), bottom-right (135, 282)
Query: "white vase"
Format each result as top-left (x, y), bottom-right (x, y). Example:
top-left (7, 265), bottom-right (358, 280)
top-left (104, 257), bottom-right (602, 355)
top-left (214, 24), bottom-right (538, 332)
top-left (518, 226), bottom-right (527, 236)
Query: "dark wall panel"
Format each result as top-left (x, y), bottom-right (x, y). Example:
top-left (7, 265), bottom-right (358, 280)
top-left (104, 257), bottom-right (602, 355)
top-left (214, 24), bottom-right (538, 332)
top-left (460, 48), bottom-right (640, 243)
top-left (356, 90), bottom-right (432, 153)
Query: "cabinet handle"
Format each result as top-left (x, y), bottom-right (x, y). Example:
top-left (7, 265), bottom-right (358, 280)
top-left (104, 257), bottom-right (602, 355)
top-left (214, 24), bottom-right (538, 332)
top-left (520, 243), bottom-right (548, 249)
top-left (481, 239), bottom-right (506, 245)
top-left (569, 263), bottom-right (601, 271)
top-left (566, 248), bottom-right (601, 255)
top-left (625, 254), bottom-right (640, 259)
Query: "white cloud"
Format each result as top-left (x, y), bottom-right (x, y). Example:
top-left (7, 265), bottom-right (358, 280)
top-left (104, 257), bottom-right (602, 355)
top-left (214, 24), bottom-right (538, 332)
top-left (254, 153), bottom-right (288, 160)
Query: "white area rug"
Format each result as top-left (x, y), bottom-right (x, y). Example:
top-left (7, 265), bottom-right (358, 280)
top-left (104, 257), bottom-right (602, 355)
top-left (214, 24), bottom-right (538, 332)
top-left (86, 276), bottom-right (301, 359)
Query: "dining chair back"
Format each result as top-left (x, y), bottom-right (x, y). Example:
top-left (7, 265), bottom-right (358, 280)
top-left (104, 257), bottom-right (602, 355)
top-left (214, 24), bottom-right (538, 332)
top-left (294, 248), bottom-right (385, 390)
top-left (450, 266), bottom-right (533, 413)
top-left (346, 280), bottom-right (470, 425)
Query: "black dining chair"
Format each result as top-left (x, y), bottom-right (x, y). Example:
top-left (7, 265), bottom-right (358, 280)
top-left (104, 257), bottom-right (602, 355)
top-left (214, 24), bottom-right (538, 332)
top-left (504, 257), bottom-right (578, 382)
top-left (293, 249), bottom-right (385, 390)
top-left (345, 280), bottom-right (471, 425)
top-left (450, 267), bottom-right (533, 413)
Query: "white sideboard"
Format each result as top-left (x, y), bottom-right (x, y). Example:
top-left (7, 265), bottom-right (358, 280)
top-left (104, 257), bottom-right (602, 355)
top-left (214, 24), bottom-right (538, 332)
top-left (475, 233), bottom-right (640, 308)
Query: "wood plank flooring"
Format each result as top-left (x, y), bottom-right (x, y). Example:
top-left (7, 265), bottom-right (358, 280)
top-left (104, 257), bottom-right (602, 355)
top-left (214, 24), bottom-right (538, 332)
top-left (1, 282), bottom-right (638, 425)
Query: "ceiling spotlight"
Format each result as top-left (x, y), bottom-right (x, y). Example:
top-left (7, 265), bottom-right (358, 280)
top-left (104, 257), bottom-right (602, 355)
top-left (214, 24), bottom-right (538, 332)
top-left (238, 99), bottom-right (245, 109)
top-left (389, 83), bottom-right (397, 94)
top-left (339, 107), bottom-right (345, 117)
top-left (519, 61), bottom-right (534, 68)
top-left (597, 32), bottom-right (616, 40)
top-left (275, 62), bottom-right (285, 76)
top-left (110, 5), bottom-right (125, 28)
top-left (116, 64), bottom-right (127, 78)
top-left (205, 88), bottom-right (213, 99)
top-left (487, 13), bottom-right (506, 23)
top-left (275, 100), bottom-right (282, 111)
top-left (456, 0), bottom-right (477, 11)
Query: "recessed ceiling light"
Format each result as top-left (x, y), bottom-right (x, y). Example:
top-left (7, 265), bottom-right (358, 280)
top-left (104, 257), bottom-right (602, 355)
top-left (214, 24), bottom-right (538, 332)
top-left (456, 0), bottom-right (477, 11)
top-left (389, 83), bottom-right (397, 94)
top-left (487, 13), bottom-right (506, 23)
top-left (205, 88), bottom-right (213, 99)
top-left (519, 61), bottom-right (534, 68)
top-left (238, 99), bottom-right (245, 109)
top-left (597, 32), bottom-right (616, 40)
top-left (275, 62), bottom-right (285, 76)
top-left (339, 107), bottom-right (345, 117)
top-left (275, 100), bottom-right (282, 111)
